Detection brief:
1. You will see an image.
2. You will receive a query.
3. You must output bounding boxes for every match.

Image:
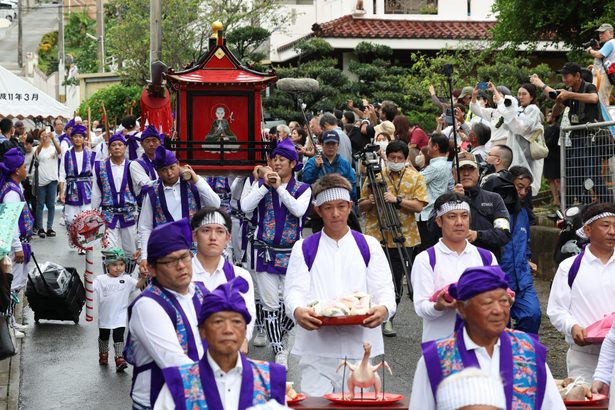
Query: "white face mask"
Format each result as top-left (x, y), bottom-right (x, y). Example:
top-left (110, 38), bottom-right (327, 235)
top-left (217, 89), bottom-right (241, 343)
top-left (415, 154), bottom-right (425, 168)
top-left (388, 161), bottom-right (405, 172)
top-left (375, 141), bottom-right (388, 151)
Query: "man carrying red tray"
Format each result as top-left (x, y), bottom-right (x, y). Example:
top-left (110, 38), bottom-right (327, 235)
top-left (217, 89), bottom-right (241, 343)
top-left (284, 173), bottom-right (396, 396)
top-left (547, 202), bottom-right (615, 383)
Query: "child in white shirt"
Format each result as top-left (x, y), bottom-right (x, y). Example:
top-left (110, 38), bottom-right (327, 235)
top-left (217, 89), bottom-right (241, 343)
top-left (94, 248), bottom-right (146, 372)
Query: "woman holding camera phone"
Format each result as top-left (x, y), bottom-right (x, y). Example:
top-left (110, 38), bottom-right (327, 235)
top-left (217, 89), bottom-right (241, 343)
top-left (34, 129), bottom-right (61, 238)
top-left (496, 82), bottom-right (544, 196)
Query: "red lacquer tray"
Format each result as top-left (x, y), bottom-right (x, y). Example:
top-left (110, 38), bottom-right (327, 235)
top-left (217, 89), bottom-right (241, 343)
top-left (564, 393), bottom-right (607, 406)
top-left (323, 392), bottom-right (404, 406)
top-left (287, 393), bottom-right (307, 405)
top-left (315, 314), bottom-right (372, 326)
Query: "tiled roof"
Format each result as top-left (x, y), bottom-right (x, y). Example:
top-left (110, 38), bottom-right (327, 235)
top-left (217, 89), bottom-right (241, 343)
top-left (312, 15), bottom-right (496, 40)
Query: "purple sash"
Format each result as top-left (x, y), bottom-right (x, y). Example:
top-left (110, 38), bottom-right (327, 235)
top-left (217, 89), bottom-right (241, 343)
top-left (201, 354), bottom-right (255, 410)
top-left (164, 354), bottom-right (287, 410)
top-left (222, 260), bottom-right (236, 281)
top-left (126, 133), bottom-right (140, 160)
top-left (302, 229), bottom-right (370, 271)
top-left (96, 160), bottom-right (136, 229)
top-left (157, 180), bottom-right (202, 222)
top-left (137, 155), bottom-right (157, 180)
top-left (567, 248), bottom-right (586, 288)
top-left (64, 149), bottom-right (94, 206)
top-left (125, 281), bottom-right (207, 406)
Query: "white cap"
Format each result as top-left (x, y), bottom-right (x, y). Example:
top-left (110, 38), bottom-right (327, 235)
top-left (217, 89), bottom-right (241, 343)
top-left (436, 368), bottom-right (506, 410)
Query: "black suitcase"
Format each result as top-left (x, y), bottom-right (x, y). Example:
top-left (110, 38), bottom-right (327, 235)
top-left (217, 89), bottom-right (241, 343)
top-left (26, 254), bottom-right (85, 324)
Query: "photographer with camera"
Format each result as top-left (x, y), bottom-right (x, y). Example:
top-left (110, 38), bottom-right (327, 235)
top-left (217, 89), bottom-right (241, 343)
top-left (358, 140), bottom-right (427, 337)
top-left (531, 63), bottom-right (606, 204)
top-left (586, 23), bottom-right (615, 107)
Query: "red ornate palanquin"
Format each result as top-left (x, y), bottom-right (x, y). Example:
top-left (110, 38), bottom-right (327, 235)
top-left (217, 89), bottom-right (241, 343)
top-left (166, 22), bottom-right (276, 174)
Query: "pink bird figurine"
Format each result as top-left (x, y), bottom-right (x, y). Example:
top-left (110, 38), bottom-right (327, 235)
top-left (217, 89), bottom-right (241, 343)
top-left (336, 341), bottom-right (392, 400)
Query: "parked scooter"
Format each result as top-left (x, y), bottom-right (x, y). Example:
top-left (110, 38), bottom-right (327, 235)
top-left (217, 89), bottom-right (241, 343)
top-left (550, 205), bottom-right (587, 265)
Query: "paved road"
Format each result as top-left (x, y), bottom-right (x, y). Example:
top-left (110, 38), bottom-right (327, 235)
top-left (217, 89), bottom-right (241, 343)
top-left (0, 3), bottom-right (58, 73)
top-left (18, 213), bottom-right (423, 409)
top-left (18, 210), bottom-right (568, 408)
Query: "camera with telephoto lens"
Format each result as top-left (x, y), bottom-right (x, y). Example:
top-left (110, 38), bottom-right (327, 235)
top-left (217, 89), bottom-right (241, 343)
top-left (582, 39), bottom-right (599, 49)
top-left (354, 144), bottom-right (381, 170)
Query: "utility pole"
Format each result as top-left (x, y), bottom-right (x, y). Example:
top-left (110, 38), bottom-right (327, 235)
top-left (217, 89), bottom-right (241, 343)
top-left (96, 0), bottom-right (105, 73)
top-left (150, 0), bottom-right (162, 76)
top-left (58, 0), bottom-right (65, 101)
top-left (17, 0), bottom-right (22, 68)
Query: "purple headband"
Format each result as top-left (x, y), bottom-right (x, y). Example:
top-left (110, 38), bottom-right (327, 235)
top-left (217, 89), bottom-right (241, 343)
top-left (108, 133), bottom-right (126, 146)
top-left (140, 125), bottom-right (162, 142)
top-left (271, 137), bottom-right (301, 171)
top-left (147, 218), bottom-right (192, 264)
top-left (199, 276), bottom-right (252, 326)
top-left (70, 124), bottom-right (88, 138)
top-left (152, 145), bottom-right (177, 169)
top-left (64, 118), bottom-right (75, 130)
top-left (448, 265), bottom-right (509, 301)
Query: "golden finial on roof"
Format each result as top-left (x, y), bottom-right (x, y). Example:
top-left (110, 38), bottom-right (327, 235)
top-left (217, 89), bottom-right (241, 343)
top-left (212, 21), bottom-right (224, 39)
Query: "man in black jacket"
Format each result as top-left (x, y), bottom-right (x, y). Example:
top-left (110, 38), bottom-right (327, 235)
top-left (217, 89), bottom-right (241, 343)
top-left (451, 151), bottom-right (512, 260)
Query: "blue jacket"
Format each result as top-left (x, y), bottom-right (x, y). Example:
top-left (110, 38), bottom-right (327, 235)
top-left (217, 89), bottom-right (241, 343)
top-left (500, 207), bottom-right (532, 292)
top-left (302, 153), bottom-right (357, 200)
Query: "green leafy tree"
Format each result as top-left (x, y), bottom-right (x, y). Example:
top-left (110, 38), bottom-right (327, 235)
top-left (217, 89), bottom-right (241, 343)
top-left (264, 39), bottom-right (553, 134)
top-left (77, 84), bottom-right (142, 127)
top-left (200, 0), bottom-right (285, 32)
top-left (105, 0), bottom-right (202, 85)
top-left (105, 0), bottom-right (284, 85)
top-left (491, 0), bottom-right (615, 47)
top-left (226, 26), bottom-right (271, 65)
top-left (37, 31), bottom-right (58, 76)
top-left (64, 12), bottom-right (98, 74)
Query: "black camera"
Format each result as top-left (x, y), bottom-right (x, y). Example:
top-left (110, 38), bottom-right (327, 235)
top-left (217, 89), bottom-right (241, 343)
top-left (441, 64), bottom-right (453, 77)
top-left (354, 143), bottom-right (382, 168)
top-left (582, 39), bottom-right (599, 49)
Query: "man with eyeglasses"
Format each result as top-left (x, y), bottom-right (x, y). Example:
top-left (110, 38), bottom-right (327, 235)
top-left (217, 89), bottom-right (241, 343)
top-left (190, 207), bottom-right (256, 354)
top-left (480, 144), bottom-right (513, 190)
top-left (137, 146), bottom-right (220, 276)
top-left (125, 218), bottom-right (207, 410)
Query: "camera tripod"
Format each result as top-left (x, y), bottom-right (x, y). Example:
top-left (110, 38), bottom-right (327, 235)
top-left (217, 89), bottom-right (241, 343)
top-left (357, 145), bottom-right (413, 301)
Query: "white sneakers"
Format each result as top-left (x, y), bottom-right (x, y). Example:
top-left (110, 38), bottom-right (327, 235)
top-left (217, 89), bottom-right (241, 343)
top-left (252, 329), bottom-right (267, 347)
top-left (12, 323), bottom-right (27, 332)
top-left (274, 350), bottom-right (289, 368)
top-left (13, 328), bottom-right (24, 339)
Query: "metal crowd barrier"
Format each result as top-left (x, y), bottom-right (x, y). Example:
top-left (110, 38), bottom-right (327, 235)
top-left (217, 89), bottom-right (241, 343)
top-left (559, 120), bottom-right (615, 210)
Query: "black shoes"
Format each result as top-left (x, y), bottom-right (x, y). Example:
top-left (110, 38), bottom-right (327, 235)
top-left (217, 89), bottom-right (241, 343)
top-left (37, 229), bottom-right (46, 238)
top-left (46, 229), bottom-right (56, 237)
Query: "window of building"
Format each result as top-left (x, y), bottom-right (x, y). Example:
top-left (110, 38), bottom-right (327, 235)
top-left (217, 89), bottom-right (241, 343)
top-left (284, 0), bottom-right (314, 4)
top-left (384, 0), bottom-right (437, 14)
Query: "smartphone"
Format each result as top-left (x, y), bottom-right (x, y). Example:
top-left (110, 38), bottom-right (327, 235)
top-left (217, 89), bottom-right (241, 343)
top-left (444, 107), bottom-right (453, 125)
top-left (477, 82), bottom-right (488, 90)
top-left (45, 126), bottom-right (51, 133)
